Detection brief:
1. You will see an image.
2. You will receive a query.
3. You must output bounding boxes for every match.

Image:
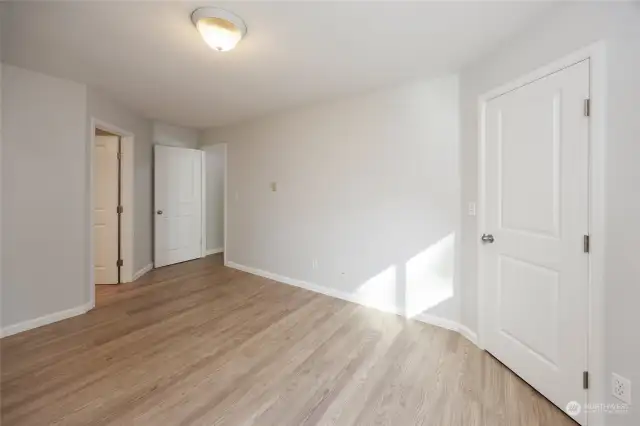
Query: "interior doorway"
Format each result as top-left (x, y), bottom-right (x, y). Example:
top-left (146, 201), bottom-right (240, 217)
top-left (204, 143), bottom-right (227, 262)
top-left (93, 128), bottom-right (122, 284)
top-left (90, 119), bottom-right (135, 304)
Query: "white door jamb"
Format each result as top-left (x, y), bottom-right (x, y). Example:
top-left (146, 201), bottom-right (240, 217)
top-left (222, 143), bottom-right (228, 266)
top-left (201, 149), bottom-right (207, 258)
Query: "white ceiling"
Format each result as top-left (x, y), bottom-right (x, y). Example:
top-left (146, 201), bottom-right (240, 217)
top-left (1, 1), bottom-right (557, 129)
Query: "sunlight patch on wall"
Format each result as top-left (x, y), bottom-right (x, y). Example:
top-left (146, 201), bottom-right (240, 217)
top-left (354, 265), bottom-right (398, 314)
top-left (352, 233), bottom-right (455, 318)
top-left (405, 233), bottom-right (455, 318)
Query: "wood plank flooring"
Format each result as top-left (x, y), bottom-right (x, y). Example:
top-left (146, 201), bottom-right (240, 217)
top-left (1, 254), bottom-right (576, 426)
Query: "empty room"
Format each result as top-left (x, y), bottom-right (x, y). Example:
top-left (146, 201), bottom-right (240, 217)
top-left (0, 1), bottom-right (639, 425)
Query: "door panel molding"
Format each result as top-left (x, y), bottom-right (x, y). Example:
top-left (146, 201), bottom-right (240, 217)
top-left (477, 42), bottom-right (606, 426)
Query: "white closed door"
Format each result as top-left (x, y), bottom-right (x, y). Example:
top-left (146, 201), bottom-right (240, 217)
top-left (93, 135), bottom-right (120, 284)
top-left (154, 145), bottom-right (204, 268)
top-left (482, 60), bottom-right (589, 423)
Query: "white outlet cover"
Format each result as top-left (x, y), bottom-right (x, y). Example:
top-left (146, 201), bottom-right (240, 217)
top-left (612, 372), bottom-right (632, 405)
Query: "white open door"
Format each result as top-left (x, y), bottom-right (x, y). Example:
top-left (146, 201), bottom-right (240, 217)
top-left (481, 60), bottom-right (589, 423)
top-left (93, 135), bottom-right (120, 284)
top-left (154, 145), bottom-right (205, 268)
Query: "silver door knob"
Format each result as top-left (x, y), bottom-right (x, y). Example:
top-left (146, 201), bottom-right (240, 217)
top-left (157, 210), bottom-right (163, 215)
top-left (481, 234), bottom-right (495, 243)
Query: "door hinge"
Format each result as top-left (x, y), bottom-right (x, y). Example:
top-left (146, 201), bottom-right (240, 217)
top-left (117, 152), bottom-right (122, 160)
top-left (583, 235), bottom-right (590, 253)
top-left (117, 205), bottom-right (123, 214)
top-left (584, 99), bottom-right (591, 117)
top-left (583, 371), bottom-right (589, 389)
top-left (117, 259), bottom-right (123, 267)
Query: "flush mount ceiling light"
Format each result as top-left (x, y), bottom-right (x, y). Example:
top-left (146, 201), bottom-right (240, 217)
top-left (191, 7), bottom-right (247, 52)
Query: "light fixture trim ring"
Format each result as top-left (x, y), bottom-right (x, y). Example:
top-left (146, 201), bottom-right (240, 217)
top-left (191, 7), bottom-right (247, 37)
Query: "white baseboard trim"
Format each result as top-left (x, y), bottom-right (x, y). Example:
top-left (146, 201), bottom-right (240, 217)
top-left (226, 261), bottom-right (479, 346)
top-left (226, 261), bottom-right (355, 305)
top-left (413, 312), bottom-right (460, 332)
top-left (206, 248), bottom-right (224, 256)
top-left (457, 324), bottom-right (479, 345)
top-left (1, 302), bottom-right (93, 338)
top-left (132, 263), bottom-right (153, 281)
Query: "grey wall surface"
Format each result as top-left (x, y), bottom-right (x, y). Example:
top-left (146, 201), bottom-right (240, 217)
top-left (153, 121), bottom-right (200, 149)
top-left (0, 66), bottom-right (156, 330)
top-left (203, 144), bottom-right (225, 252)
top-left (1, 64), bottom-right (88, 327)
top-left (202, 75), bottom-right (461, 322)
top-left (459, 3), bottom-right (640, 424)
top-left (0, 4), bottom-right (4, 330)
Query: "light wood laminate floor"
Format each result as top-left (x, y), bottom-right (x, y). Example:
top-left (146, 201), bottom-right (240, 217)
top-left (1, 254), bottom-right (576, 426)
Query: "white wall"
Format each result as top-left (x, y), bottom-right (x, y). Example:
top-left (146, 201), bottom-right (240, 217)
top-left (202, 75), bottom-right (460, 322)
top-left (459, 3), bottom-right (640, 424)
top-left (153, 121), bottom-right (200, 149)
top-left (0, 65), bottom-right (156, 333)
top-left (1, 64), bottom-right (88, 328)
top-left (203, 144), bottom-right (225, 253)
top-left (0, 10), bottom-right (4, 331)
top-left (87, 89), bottom-right (154, 273)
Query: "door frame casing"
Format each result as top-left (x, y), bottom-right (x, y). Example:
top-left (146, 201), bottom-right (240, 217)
top-left (89, 118), bottom-right (135, 307)
top-left (201, 149), bottom-right (207, 259)
top-left (222, 143), bottom-right (228, 265)
top-left (476, 42), bottom-right (606, 426)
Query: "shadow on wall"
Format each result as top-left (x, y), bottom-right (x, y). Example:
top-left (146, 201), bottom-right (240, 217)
top-left (352, 233), bottom-right (455, 318)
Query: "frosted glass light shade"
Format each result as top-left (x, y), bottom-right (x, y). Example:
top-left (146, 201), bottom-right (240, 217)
top-left (192, 8), bottom-right (247, 52)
